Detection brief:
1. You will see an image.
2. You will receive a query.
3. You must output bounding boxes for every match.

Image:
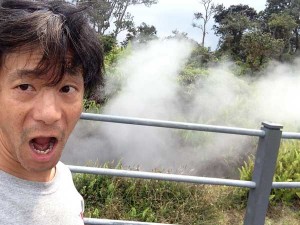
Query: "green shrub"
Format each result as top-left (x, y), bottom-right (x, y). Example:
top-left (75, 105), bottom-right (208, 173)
top-left (83, 99), bottom-right (101, 113)
top-left (100, 34), bottom-right (117, 54)
top-left (270, 140), bottom-right (300, 204)
top-left (73, 163), bottom-right (218, 224)
top-left (178, 66), bottom-right (209, 86)
top-left (236, 140), bottom-right (300, 206)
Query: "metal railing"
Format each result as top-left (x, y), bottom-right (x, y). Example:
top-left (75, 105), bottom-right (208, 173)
top-left (69, 112), bottom-right (300, 225)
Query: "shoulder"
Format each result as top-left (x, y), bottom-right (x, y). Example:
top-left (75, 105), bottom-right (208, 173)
top-left (56, 161), bottom-right (72, 176)
top-left (56, 161), bottom-right (83, 198)
top-left (54, 161), bottom-right (76, 187)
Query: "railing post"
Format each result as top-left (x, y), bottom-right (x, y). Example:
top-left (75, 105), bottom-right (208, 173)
top-left (244, 122), bottom-right (283, 225)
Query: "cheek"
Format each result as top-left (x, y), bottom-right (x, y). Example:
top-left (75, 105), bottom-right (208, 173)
top-left (0, 107), bottom-right (23, 132)
top-left (66, 102), bottom-right (83, 128)
top-left (0, 116), bottom-right (22, 156)
top-left (74, 100), bottom-right (83, 117)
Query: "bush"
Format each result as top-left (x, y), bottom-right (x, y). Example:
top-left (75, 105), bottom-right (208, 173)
top-left (73, 163), bottom-right (219, 224)
top-left (236, 140), bottom-right (300, 206)
top-left (83, 99), bottom-right (101, 113)
top-left (100, 34), bottom-right (117, 54)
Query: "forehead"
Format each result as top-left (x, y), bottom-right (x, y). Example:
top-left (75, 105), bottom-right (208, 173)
top-left (0, 50), bottom-right (42, 83)
top-left (0, 48), bottom-right (81, 83)
top-left (2, 48), bottom-right (73, 69)
top-left (2, 50), bottom-right (42, 71)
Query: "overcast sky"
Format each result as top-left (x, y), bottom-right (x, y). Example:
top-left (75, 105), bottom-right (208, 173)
top-left (127, 0), bottom-right (267, 49)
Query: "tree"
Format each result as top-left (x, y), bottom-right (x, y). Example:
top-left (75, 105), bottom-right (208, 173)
top-left (100, 34), bottom-right (118, 53)
top-left (166, 30), bottom-right (189, 40)
top-left (268, 12), bottom-right (297, 54)
top-left (165, 30), bottom-right (198, 45)
top-left (213, 4), bottom-right (258, 59)
top-left (73, 0), bottom-right (158, 39)
top-left (122, 22), bottom-right (158, 45)
top-left (192, 0), bottom-right (216, 47)
top-left (240, 31), bottom-right (284, 71)
top-left (263, 0), bottom-right (300, 53)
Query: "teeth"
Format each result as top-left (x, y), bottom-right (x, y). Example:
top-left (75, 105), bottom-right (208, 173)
top-left (31, 141), bottom-right (54, 155)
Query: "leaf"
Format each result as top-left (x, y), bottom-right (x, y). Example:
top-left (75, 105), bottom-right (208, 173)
top-left (269, 194), bottom-right (275, 201)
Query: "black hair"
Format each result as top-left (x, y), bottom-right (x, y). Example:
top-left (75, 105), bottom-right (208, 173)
top-left (0, 0), bottom-right (104, 95)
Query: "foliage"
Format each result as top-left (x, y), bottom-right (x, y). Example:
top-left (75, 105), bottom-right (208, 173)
top-left (122, 22), bottom-right (158, 46)
top-left (187, 45), bottom-right (217, 67)
top-left (104, 46), bottom-right (128, 69)
top-left (83, 99), bottom-right (101, 113)
top-left (265, 0), bottom-right (300, 18)
top-left (271, 141), bottom-right (300, 204)
top-left (178, 44), bottom-right (215, 85)
top-left (213, 4), bottom-right (258, 58)
top-left (165, 30), bottom-right (191, 41)
top-left (73, 0), bottom-right (158, 38)
top-left (73, 163), bottom-right (218, 224)
top-left (100, 34), bottom-right (118, 54)
top-left (267, 12), bottom-right (298, 56)
top-left (268, 12), bottom-right (297, 40)
top-left (263, 0), bottom-right (300, 53)
top-left (240, 31), bottom-right (284, 72)
top-left (178, 65), bottom-right (209, 86)
top-left (103, 45), bottom-right (134, 100)
top-left (212, 2), bottom-right (300, 69)
top-left (235, 140), bottom-right (300, 206)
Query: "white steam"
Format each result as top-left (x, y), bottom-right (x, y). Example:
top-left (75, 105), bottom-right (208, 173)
top-left (62, 39), bottom-right (300, 177)
top-left (104, 39), bottom-right (193, 118)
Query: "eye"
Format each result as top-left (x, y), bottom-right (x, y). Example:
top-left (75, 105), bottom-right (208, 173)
top-left (17, 84), bottom-right (34, 91)
top-left (60, 85), bottom-right (76, 93)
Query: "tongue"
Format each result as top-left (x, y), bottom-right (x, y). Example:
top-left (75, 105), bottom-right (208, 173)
top-left (32, 137), bottom-right (52, 151)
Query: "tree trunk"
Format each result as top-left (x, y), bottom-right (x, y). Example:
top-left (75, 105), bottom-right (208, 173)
top-left (294, 28), bottom-right (299, 53)
top-left (202, 28), bottom-right (206, 46)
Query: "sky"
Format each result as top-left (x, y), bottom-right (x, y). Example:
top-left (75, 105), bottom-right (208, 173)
top-left (127, 0), bottom-right (267, 49)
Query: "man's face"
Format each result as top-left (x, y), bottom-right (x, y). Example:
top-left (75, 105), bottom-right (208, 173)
top-left (0, 50), bottom-right (84, 181)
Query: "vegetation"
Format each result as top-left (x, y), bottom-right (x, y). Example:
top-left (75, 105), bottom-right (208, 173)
top-left (72, 0), bottom-right (158, 38)
top-left (83, 99), bottom-right (102, 113)
top-left (70, 0), bottom-right (300, 224)
top-left (238, 140), bottom-right (300, 205)
top-left (73, 140), bottom-right (300, 224)
top-left (74, 164), bottom-right (218, 224)
top-left (73, 0), bottom-right (300, 104)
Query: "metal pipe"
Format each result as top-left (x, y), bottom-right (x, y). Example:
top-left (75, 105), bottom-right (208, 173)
top-left (84, 218), bottom-right (172, 225)
top-left (69, 166), bottom-right (256, 188)
top-left (282, 132), bottom-right (300, 139)
top-left (80, 113), bottom-right (265, 137)
top-left (272, 182), bottom-right (300, 189)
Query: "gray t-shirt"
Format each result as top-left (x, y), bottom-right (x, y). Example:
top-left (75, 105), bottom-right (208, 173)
top-left (0, 161), bottom-right (84, 225)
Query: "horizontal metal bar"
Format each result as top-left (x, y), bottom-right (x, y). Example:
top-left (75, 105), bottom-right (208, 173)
top-left (69, 165), bottom-right (256, 188)
top-left (80, 113), bottom-right (265, 137)
top-left (272, 182), bottom-right (300, 189)
top-left (84, 218), bottom-right (171, 225)
top-left (282, 132), bottom-right (300, 139)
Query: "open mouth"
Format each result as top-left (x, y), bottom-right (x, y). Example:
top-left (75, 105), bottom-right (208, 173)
top-left (29, 137), bottom-right (57, 155)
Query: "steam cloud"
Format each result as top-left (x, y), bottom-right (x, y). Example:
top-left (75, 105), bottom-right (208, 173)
top-left (62, 39), bottom-right (300, 178)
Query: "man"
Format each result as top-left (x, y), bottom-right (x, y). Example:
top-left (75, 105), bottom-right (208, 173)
top-left (0, 0), bottom-right (104, 224)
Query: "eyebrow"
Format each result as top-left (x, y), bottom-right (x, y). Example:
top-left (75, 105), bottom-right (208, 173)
top-left (8, 69), bottom-right (36, 82)
top-left (8, 68), bottom-right (83, 83)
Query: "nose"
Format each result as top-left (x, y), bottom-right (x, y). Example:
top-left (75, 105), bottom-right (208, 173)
top-left (32, 89), bottom-right (62, 125)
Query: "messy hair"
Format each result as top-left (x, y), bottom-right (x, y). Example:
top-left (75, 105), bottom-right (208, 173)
top-left (0, 0), bottom-right (104, 95)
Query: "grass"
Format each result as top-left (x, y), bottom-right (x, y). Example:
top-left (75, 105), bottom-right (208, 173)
top-left (211, 185), bottom-right (300, 225)
top-left (73, 140), bottom-right (300, 224)
top-left (74, 173), bottom-right (219, 224)
top-left (73, 170), bottom-right (300, 224)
